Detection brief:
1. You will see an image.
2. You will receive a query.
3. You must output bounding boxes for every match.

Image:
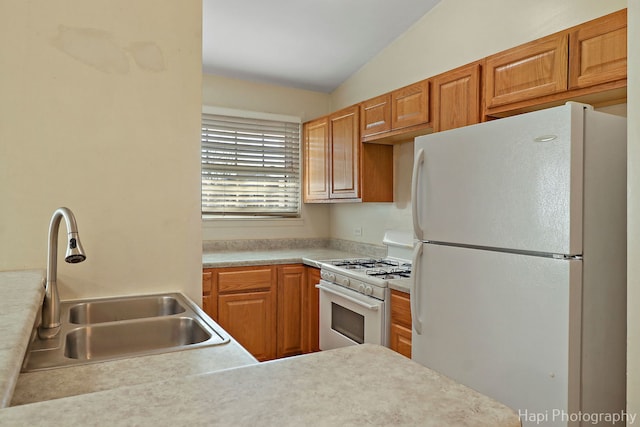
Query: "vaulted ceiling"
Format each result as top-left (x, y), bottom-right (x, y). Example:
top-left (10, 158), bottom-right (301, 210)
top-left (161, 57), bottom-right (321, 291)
top-left (202, 0), bottom-right (441, 93)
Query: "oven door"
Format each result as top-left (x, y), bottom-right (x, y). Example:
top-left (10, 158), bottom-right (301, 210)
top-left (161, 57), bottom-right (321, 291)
top-left (316, 280), bottom-right (385, 350)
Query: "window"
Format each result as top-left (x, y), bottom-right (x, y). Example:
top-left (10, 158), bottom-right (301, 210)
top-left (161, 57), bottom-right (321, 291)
top-left (201, 109), bottom-right (301, 217)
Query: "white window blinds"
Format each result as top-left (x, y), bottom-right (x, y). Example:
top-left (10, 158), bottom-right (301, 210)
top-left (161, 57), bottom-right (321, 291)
top-left (201, 112), bottom-right (301, 217)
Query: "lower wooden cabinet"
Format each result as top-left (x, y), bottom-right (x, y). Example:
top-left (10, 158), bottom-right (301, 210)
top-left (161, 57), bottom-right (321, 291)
top-left (219, 290), bottom-right (276, 361)
top-left (202, 270), bottom-right (214, 319)
top-left (389, 289), bottom-right (412, 358)
top-left (305, 266), bottom-right (321, 353)
top-left (203, 264), bottom-right (320, 361)
top-left (277, 265), bottom-right (306, 358)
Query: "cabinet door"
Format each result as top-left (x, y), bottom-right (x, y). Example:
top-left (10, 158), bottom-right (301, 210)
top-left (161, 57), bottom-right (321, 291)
top-left (569, 8), bottom-right (627, 89)
top-left (303, 117), bottom-right (330, 202)
top-left (329, 106), bottom-right (360, 199)
top-left (218, 291), bottom-right (276, 361)
top-left (391, 80), bottom-right (429, 130)
top-left (485, 33), bottom-right (568, 109)
top-left (305, 267), bottom-right (321, 353)
top-left (390, 290), bottom-right (412, 358)
top-left (202, 270), bottom-right (214, 319)
top-left (390, 323), bottom-right (413, 358)
top-left (277, 265), bottom-right (306, 358)
top-left (432, 62), bottom-right (481, 132)
top-left (361, 94), bottom-right (391, 137)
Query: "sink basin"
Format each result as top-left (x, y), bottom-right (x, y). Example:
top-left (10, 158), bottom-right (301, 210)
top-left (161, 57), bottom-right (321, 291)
top-left (22, 293), bottom-right (229, 372)
top-left (69, 295), bottom-right (186, 324)
top-left (65, 317), bottom-right (210, 360)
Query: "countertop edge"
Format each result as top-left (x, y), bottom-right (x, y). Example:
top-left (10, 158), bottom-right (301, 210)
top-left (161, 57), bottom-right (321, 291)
top-left (0, 269), bottom-right (45, 408)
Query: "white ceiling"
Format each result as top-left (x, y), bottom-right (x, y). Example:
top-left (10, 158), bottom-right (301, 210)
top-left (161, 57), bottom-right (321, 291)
top-left (202, 0), bottom-right (441, 93)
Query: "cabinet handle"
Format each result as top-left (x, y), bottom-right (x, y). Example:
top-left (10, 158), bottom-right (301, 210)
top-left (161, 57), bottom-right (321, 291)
top-left (316, 283), bottom-right (380, 311)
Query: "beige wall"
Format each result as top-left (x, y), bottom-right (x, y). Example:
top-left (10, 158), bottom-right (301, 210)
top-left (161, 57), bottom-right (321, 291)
top-left (201, 74), bottom-right (332, 241)
top-left (328, 0), bottom-right (627, 246)
top-left (0, 1), bottom-right (203, 303)
top-left (627, 2), bottom-right (639, 422)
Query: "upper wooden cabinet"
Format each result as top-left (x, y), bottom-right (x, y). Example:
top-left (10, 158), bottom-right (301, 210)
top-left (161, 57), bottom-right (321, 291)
top-left (303, 105), bottom-right (393, 203)
top-left (302, 117), bottom-right (330, 202)
top-left (432, 62), bottom-right (482, 132)
top-left (361, 93), bottom-right (391, 137)
top-left (361, 80), bottom-right (430, 143)
top-left (330, 106), bottom-right (360, 200)
top-left (392, 80), bottom-right (429, 130)
top-left (485, 33), bottom-right (568, 109)
top-left (569, 8), bottom-right (627, 90)
top-left (484, 9), bottom-right (626, 117)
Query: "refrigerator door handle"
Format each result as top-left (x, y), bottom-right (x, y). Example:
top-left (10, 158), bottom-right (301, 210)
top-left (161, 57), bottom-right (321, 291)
top-left (411, 243), bottom-right (423, 335)
top-left (412, 148), bottom-right (425, 241)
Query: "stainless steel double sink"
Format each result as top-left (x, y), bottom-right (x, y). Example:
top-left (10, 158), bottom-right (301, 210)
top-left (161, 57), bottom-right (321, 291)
top-left (22, 293), bottom-right (229, 372)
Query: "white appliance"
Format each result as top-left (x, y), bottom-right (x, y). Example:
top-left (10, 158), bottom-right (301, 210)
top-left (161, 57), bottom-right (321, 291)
top-left (410, 102), bottom-right (626, 426)
top-left (317, 231), bottom-right (412, 350)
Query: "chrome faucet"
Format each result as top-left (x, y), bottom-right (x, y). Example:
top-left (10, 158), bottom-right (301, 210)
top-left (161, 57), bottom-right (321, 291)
top-left (38, 207), bottom-right (87, 339)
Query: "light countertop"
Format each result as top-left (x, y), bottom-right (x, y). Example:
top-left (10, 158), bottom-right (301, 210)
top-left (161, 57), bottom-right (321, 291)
top-left (203, 247), bottom-right (365, 269)
top-left (203, 247), bottom-right (412, 293)
top-left (1, 344), bottom-right (520, 426)
top-left (11, 339), bottom-right (258, 406)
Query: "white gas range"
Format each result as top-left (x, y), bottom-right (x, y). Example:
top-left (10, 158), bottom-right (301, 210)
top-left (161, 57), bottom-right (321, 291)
top-left (316, 231), bottom-right (413, 350)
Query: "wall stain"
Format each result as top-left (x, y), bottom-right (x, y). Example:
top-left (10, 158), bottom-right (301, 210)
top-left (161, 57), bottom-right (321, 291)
top-left (127, 41), bottom-right (166, 72)
top-left (51, 26), bottom-right (166, 74)
top-left (52, 26), bottom-right (130, 74)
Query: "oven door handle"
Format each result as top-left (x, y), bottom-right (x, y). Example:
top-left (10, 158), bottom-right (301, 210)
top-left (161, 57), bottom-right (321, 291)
top-left (315, 283), bottom-right (380, 311)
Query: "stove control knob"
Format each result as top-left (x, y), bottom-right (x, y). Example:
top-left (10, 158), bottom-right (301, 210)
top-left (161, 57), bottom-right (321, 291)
top-left (358, 284), bottom-right (366, 293)
top-left (322, 272), bottom-right (335, 282)
top-left (365, 285), bottom-right (373, 296)
top-left (341, 277), bottom-right (350, 287)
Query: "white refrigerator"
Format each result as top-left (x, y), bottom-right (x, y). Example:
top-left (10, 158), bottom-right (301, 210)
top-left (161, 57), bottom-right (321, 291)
top-left (410, 102), bottom-right (626, 426)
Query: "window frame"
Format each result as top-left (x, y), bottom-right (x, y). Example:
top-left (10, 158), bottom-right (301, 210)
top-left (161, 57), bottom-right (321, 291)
top-left (201, 106), bottom-right (302, 219)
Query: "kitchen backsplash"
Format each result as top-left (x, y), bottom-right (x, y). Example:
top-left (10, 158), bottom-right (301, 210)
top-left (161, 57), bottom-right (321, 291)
top-left (203, 238), bottom-right (386, 258)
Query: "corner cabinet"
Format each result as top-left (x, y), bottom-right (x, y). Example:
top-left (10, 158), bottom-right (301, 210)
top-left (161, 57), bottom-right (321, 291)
top-left (303, 105), bottom-right (393, 203)
top-left (203, 264), bottom-right (319, 361)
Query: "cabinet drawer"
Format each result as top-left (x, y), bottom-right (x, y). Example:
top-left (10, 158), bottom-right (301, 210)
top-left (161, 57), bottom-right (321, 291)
top-left (217, 267), bottom-right (274, 293)
top-left (390, 290), bottom-right (412, 327)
